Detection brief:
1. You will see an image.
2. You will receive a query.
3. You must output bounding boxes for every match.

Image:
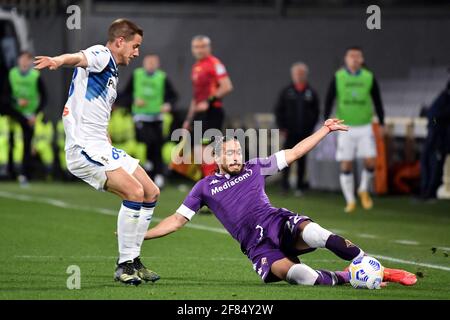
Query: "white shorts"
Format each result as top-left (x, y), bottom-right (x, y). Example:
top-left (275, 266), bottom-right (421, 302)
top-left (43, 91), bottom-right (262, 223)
top-left (66, 145), bottom-right (139, 191)
top-left (336, 124), bottom-right (377, 161)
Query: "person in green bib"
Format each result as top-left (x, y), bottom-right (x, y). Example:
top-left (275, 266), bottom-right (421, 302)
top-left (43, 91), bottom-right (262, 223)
top-left (118, 53), bottom-right (178, 189)
top-left (324, 46), bottom-right (384, 213)
top-left (7, 51), bottom-right (47, 184)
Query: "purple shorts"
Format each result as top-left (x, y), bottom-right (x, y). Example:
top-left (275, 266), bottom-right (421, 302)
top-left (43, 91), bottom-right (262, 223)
top-left (246, 209), bottom-right (314, 283)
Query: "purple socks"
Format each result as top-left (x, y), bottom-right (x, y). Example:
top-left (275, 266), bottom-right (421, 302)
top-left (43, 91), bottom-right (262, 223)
top-left (325, 234), bottom-right (363, 261)
top-left (314, 270), bottom-right (350, 285)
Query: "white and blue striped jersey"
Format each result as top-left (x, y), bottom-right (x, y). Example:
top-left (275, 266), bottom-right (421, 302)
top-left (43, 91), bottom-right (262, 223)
top-left (62, 45), bottom-right (119, 152)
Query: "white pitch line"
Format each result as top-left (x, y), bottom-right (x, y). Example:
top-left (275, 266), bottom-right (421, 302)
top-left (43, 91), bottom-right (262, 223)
top-left (0, 191), bottom-right (227, 235)
top-left (356, 233), bottom-right (378, 239)
top-left (13, 255), bottom-right (341, 264)
top-left (13, 255), bottom-right (244, 262)
top-left (2, 191), bottom-right (450, 272)
top-left (393, 240), bottom-right (421, 246)
top-left (369, 253), bottom-right (450, 272)
top-left (329, 229), bottom-right (346, 234)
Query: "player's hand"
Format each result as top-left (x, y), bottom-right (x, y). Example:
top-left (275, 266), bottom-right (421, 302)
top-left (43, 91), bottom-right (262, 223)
top-left (324, 118), bottom-right (349, 132)
top-left (27, 116), bottom-right (36, 126)
top-left (182, 120), bottom-right (191, 131)
top-left (34, 56), bottom-right (62, 70)
top-left (135, 98), bottom-right (146, 107)
top-left (161, 103), bottom-right (171, 113)
top-left (18, 98), bottom-right (28, 107)
top-left (378, 125), bottom-right (385, 137)
top-left (195, 100), bottom-right (209, 112)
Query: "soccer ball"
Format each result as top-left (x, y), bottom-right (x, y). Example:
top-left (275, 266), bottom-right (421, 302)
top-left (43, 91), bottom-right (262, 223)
top-left (348, 256), bottom-right (384, 289)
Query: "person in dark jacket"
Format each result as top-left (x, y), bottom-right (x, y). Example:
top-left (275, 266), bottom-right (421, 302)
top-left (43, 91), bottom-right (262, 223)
top-left (275, 62), bottom-right (319, 194)
top-left (420, 78), bottom-right (450, 200)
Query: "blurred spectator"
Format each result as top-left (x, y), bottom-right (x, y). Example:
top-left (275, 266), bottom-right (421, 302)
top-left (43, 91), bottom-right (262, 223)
top-left (108, 106), bottom-right (147, 166)
top-left (275, 62), bottom-right (319, 195)
top-left (324, 46), bottom-right (384, 213)
top-left (118, 53), bottom-right (178, 188)
top-left (5, 51), bottom-right (47, 185)
top-left (32, 112), bottom-right (54, 179)
top-left (183, 35), bottom-right (233, 134)
top-left (183, 35), bottom-right (233, 178)
top-left (0, 114), bottom-right (9, 177)
top-left (420, 79), bottom-right (450, 200)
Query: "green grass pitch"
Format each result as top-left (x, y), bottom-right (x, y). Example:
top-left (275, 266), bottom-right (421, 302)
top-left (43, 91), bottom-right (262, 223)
top-left (0, 181), bottom-right (449, 300)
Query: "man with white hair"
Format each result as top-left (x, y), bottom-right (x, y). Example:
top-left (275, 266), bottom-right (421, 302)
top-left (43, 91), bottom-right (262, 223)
top-left (275, 62), bottom-right (319, 195)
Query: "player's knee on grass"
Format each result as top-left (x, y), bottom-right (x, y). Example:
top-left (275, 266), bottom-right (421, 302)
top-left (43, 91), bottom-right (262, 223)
top-left (286, 264), bottom-right (318, 285)
top-left (301, 222), bottom-right (332, 248)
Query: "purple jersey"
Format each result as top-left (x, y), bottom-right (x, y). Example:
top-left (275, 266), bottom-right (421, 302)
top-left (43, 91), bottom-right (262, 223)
top-left (177, 151), bottom-right (289, 252)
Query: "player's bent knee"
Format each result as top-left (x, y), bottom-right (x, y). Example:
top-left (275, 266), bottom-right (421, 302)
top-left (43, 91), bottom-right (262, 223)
top-left (301, 222), bottom-right (332, 248)
top-left (124, 184), bottom-right (145, 202)
top-left (340, 161), bottom-right (353, 172)
top-left (143, 184), bottom-right (160, 202)
top-left (286, 264), bottom-right (318, 285)
top-left (153, 185), bottom-right (161, 199)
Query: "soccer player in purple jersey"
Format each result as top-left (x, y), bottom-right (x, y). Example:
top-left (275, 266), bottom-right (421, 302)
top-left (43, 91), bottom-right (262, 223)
top-left (144, 119), bottom-right (417, 286)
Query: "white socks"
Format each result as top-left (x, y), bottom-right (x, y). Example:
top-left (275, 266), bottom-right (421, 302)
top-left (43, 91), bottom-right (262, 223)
top-left (340, 169), bottom-right (374, 205)
top-left (133, 202), bottom-right (156, 259)
top-left (117, 200), bottom-right (141, 264)
top-left (301, 222), bottom-right (332, 248)
top-left (339, 173), bottom-right (355, 204)
top-left (286, 264), bottom-right (319, 285)
top-left (358, 168), bottom-right (374, 193)
top-left (117, 201), bottom-right (157, 264)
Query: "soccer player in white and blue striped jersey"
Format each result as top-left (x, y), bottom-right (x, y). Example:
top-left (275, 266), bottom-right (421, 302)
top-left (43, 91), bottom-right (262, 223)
top-left (34, 19), bottom-right (159, 286)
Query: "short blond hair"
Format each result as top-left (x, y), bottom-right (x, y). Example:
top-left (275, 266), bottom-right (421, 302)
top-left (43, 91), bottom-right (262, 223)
top-left (108, 19), bottom-right (143, 42)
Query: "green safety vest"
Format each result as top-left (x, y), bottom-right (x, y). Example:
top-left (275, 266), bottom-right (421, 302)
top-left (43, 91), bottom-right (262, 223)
top-left (132, 68), bottom-right (166, 115)
top-left (56, 120), bottom-right (65, 147)
top-left (109, 108), bottom-right (135, 143)
top-left (9, 67), bottom-right (41, 116)
top-left (0, 116), bottom-right (9, 164)
top-left (335, 68), bottom-right (374, 126)
top-left (34, 113), bottom-right (53, 144)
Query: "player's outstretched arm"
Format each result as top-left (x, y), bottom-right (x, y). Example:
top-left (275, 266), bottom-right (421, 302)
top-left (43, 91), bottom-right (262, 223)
top-left (284, 118), bottom-right (348, 166)
top-left (34, 52), bottom-right (88, 70)
top-left (144, 213), bottom-right (189, 240)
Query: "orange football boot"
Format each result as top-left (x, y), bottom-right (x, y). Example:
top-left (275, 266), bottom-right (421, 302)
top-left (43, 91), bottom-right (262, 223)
top-left (383, 268), bottom-right (418, 286)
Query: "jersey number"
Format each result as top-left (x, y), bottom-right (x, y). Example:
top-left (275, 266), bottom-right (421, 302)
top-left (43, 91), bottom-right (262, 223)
top-left (112, 147), bottom-right (124, 160)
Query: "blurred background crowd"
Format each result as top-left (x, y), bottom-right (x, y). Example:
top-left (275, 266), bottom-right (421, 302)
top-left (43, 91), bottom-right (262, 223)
top-left (0, 0), bottom-right (449, 201)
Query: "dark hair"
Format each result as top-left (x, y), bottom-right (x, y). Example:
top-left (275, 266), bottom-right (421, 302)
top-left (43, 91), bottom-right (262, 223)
top-left (213, 135), bottom-right (238, 156)
top-left (18, 51), bottom-right (33, 59)
top-left (345, 46), bottom-right (363, 54)
top-left (108, 19), bottom-right (143, 42)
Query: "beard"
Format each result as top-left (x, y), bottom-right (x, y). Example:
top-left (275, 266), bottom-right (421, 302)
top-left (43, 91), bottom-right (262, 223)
top-left (220, 163), bottom-right (243, 176)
